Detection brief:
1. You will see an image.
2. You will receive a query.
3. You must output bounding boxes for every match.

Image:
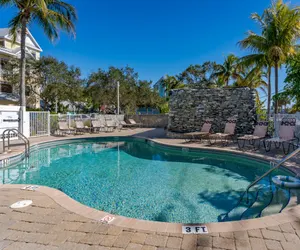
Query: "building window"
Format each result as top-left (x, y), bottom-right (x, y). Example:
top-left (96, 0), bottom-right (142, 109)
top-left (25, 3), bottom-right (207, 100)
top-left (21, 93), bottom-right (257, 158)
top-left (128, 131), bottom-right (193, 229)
top-left (0, 40), bottom-right (4, 47)
top-left (0, 83), bottom-right (13, 93)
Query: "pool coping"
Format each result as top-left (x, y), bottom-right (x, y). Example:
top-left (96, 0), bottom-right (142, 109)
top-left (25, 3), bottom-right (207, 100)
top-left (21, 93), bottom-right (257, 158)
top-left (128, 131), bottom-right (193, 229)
top-left (1, 134), bottom-right (300, 234)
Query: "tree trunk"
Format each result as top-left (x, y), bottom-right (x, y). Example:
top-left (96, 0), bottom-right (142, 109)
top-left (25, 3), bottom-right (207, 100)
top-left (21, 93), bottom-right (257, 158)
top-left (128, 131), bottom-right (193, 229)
top-left (19, 18), bottom-right (28, 134)
top-left (267, 66), bottom-right (271, 117)
top-left (274, 62), bottom-right (279, 114)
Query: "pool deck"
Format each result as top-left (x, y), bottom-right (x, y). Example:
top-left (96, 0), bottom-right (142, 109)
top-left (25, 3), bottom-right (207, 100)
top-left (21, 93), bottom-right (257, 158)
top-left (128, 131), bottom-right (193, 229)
top-left (0, 128), bottom-right (300, 249)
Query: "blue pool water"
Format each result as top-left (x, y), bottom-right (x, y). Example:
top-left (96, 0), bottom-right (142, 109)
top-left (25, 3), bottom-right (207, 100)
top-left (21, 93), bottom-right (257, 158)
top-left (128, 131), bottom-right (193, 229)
top-left (0, 137), bottom-right (291, 223)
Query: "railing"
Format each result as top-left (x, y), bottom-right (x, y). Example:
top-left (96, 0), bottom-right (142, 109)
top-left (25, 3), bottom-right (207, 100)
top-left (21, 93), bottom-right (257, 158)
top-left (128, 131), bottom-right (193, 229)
top-left (243, 147), bottom-right (300, 203)
top-left (2, 129), bottom-right (30, 158)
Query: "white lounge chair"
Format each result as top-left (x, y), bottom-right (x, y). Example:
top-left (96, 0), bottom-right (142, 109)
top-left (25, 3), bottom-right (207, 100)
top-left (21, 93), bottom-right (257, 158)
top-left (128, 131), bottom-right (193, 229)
top-left (58, 121), bottom-right (75, 136)
top-left (91, 119), bottom-right (106, 133)
top-left (105, 120), bottom-right (117, 132)
top-left (75, 120), bottom-right (91, 134)
top-left (128, 119), bottom-right (142, 128)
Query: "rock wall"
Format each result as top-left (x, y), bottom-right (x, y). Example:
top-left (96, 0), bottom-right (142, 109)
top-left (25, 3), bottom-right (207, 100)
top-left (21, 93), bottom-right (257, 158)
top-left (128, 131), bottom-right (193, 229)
top-left (168, 88), bottom-right (257, 134)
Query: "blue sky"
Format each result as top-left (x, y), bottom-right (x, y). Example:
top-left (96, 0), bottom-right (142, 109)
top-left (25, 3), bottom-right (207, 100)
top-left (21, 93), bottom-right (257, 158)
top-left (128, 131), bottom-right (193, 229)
top-left (1, 0), bottom-right (300, 98)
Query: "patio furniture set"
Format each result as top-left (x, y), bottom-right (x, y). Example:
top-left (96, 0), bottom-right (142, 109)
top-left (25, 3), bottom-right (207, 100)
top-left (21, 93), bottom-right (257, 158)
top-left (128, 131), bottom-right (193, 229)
top-left (180, 117), bottom-right (299, 155)
top-left (57, 117), bottom-right (141, 136)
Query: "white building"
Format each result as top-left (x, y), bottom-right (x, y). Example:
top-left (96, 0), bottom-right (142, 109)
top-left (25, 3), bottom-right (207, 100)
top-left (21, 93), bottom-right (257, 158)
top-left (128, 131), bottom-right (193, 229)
top-left (0, 28), bottom-right (42, 108)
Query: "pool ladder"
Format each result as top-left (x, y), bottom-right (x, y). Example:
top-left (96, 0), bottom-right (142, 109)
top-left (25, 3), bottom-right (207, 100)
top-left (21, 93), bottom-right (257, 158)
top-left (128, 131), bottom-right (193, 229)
top-left (219, 147), bottom-right (300, 222)
top-left (2, 129), bottom-right (30, 158)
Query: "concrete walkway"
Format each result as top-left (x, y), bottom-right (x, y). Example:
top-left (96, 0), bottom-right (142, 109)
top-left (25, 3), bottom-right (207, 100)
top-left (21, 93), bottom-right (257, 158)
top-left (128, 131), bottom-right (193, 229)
top-left (0, 188), bottom-right (300, 250)
top-left (0, 128), bottom-right (300, 249)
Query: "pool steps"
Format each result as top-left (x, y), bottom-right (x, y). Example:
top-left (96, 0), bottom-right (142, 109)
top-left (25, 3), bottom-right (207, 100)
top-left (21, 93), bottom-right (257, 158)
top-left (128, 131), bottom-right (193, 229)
top-left (219, 182), bottom-right (291, 222)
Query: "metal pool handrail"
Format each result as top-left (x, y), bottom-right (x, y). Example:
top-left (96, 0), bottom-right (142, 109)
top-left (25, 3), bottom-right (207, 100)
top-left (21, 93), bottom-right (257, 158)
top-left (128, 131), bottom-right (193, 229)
top-left (243, 147), bottom-right (300, 202)
top-left (2, 129), bottom-right (30, 158)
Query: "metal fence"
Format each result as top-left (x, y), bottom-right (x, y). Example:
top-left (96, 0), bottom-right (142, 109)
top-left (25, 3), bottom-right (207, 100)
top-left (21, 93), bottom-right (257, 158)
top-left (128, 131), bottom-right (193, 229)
top-left (29, 111), bottom-right (50, 137)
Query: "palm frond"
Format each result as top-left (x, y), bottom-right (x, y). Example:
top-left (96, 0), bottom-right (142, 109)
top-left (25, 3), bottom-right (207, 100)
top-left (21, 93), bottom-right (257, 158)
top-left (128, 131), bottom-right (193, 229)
top-left (0, 0), bottom-right (15, 7)
top-left (7, 13), bottom-right (23, 43)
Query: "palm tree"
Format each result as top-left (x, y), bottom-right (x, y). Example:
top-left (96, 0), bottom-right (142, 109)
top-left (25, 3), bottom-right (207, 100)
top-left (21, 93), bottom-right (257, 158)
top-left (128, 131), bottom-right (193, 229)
top-left (0, 0), bottom-right (77, 132)
top-left (239, 0), bottom-right (300, 114)
top-left (212, 54), bottom-right (238, 86)
top-left (233, 66), bottom-right (268, 100)
top-left (237, 42), bottom-right (272, 115)
top-left (161, 75), bottom-right (184, 99)
top-left (265, 0), bottom-right (300, 113)
top-left (277, 97), bottom-right (291, 112)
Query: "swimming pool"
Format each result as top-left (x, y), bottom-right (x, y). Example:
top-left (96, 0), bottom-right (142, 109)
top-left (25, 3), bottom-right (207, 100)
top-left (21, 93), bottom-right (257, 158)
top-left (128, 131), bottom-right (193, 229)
top-left (0, 137), bottom-right (292, 223)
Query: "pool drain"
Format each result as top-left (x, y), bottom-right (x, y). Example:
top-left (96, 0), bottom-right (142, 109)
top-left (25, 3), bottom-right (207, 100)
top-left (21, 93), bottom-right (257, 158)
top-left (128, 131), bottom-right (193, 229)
top-left (10, 200), bottom-right (33, 209)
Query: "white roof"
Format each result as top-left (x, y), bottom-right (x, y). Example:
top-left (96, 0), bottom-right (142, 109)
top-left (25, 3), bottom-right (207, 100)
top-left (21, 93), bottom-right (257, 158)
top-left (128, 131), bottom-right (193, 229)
top-left (0, 28), bottom-right (10, 37)
top-left (0, 28), bottom-right (42, 52)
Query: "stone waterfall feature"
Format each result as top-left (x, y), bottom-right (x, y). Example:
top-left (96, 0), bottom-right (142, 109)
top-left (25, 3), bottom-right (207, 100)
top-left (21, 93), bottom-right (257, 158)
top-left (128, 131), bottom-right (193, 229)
top-left (168, 88), bottom-right (257, 134)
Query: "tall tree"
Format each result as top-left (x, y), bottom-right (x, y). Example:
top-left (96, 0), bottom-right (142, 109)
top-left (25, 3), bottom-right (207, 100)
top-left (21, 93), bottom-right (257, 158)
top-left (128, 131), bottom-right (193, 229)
top-left (179, 61), bottom-right (221, 87)
top-left (276, 53), bottom-right (300, 112)
top-left (239, 0), bottom-right (300, 114)
top-left (266, 0), bottom-right (300, 113)
top-left (0, 0), bottom-right (77, 131)
top-left (237, 55), bottom-right (272, 115)
top-left (87, 66), bottom-right (162, 114)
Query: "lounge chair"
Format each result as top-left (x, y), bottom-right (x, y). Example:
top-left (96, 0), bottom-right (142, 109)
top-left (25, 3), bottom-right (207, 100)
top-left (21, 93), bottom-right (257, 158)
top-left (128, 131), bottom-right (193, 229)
top-left (208, 118), bottom-right (237, 145)
top-left (113, 117), bottom-right (123, 131)
top-left (263, 118), bottom-right (299, 154)
top-left (118, 120), bottom-right (130, 130)
top-left (91, 119), bottom-right (106, 133)
top-left (105, 120), bottom-right (117, 132)
top-left (237, 121), bottom-right (269, 149)
top-left (128, 119), bottom-right (142, 128)
top-left (58, 121), bottom-right (75, 136)
top-left (75, 120), bottom-right (91, 134)
top-left (183, 119), bottom-right (213, 142)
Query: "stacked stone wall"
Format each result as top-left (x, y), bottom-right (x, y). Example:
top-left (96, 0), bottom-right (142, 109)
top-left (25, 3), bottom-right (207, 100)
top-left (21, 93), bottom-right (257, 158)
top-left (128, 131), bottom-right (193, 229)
top-left (168, 88), bottom-right (257, 134)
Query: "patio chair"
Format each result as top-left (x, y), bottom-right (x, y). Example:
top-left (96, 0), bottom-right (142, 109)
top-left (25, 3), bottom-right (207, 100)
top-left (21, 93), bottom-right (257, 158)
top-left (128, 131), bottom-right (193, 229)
top-left (263, 118), bottom-right (299, 155)
top-left (113, 117), bottom-right (123, 131)
top-left (118, 120), bottom-right (130, 130)
top-left (237, 121), bottom-right (269, 149)
top-left (183, 119), bottom-right (213, 142)
top-left (128, 119), bottom-right (142, 128)
top-left (91, 119), bottom-right (106, 133)
top-left (58, 121), bottom-right (75, 136)
top-left (208, 118), bottom-right (237, 145)
top-left (105, 120), bottom-right (117, 132)
top-left (75, 120), bottom-right (91, 134)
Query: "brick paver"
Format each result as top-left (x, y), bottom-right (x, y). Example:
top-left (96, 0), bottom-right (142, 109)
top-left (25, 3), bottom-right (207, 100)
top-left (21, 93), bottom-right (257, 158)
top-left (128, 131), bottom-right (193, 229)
top-left (265, 239), bottom-right (283, 250)
top-left (0, 175), bottom-right (300, 249)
